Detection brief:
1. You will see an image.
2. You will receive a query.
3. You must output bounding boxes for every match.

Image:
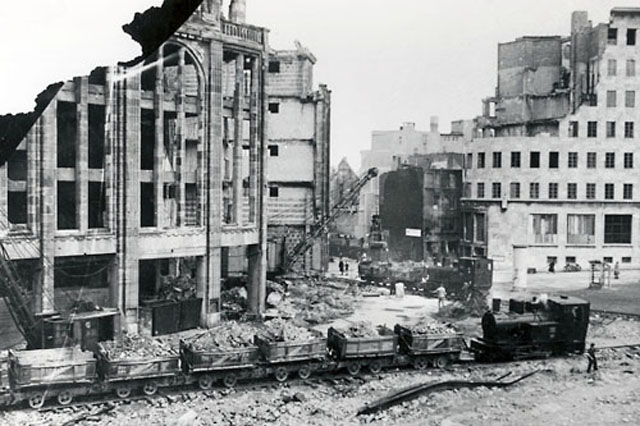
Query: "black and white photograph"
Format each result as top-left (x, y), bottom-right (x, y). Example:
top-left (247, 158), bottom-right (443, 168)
top-left (1, 1), bottom-right (639, 424)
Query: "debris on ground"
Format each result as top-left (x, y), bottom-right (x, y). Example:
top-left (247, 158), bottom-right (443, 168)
top-left (335, 321), bottom-right (379, 338)
top-left (101, 333), bottom-right (178, 359)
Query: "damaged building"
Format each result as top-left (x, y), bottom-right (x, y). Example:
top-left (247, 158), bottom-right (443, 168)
top-left (463, 8), bottom-right (640, 272)
top-left (0, 0), bottom-right (273, 335)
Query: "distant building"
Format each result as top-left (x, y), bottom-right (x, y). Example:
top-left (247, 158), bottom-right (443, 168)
top-left (358, 118), bottom-right (470, 239)
top-left (264, 43), bottom-right (331, 272)
top-left (379, 153), bottom-right (464, 263)
top-left (463, 8), bottom-right (640, 272)
top-left (328, 158), bottom-right (359, 256)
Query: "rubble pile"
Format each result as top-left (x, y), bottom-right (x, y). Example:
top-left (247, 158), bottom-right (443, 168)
top-left (335, 321), bottom-right (379, 338)
top-left (288, 278), bottom-right (356, 324)
top-left (158, 274), bottom-right (196, 301)
top-left (221, 286), bottom-right (248, 317)
top-left (259, 318), bottom-right (320, 342)
top-left (408, 319), bottom-right (459, 335)
top-left (101, 334), bottom-right (177, 359)
top-left (185, 321), bottom-right (262, 352)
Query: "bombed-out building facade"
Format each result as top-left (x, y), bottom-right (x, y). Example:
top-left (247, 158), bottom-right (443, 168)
top-left (0, 0), bottom-right (276, 333)
top-left (463, 8), bottom-right (640, 272)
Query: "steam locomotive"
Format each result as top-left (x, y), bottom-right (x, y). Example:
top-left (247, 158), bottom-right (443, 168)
top-left (471, 294), bottom-right (590, 361)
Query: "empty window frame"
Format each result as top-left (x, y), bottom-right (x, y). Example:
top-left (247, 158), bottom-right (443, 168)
top-left (477, 152), bottom-right (486, 168)
top-left (587, 122), bottom-right (597, 137)
top-left (57, 181), bottom-right (77, 230)
top-left (510, 182), bottom-right (520, 199)
top-left (626, 90), bottom-right (636, 107)
top-left (510, 152), bottom-right (521, 168)
top-left (604, 214), bottom-right (632, 244)
top-left (568, 152), bottom-right (578, 168)
top-left (88, 104), bottom-right (106, 169)
top-left (586, 183), bottom-right (596, 199)
top-left (88, 181), bottom-right (105, 229)
top-left (625, 122), bottom-right (635, 138)
top-left (624, 152), bottom-right (634, 168)
top-left (567, 183), bottom-right (577, 199)
top-left (531, 214), bottom-right (558, 244)
top-left (627, 59), bottom-right (636, 77)
top-left (529, 151), bottom-right (540, 168)
top-left (57, 101), bottom-right (77, 168)
top-left (530, 182), bottom-right (540, 199)
top-left (140, 183), bottom-right (156, 227)
top-left (567, 214), bottom-right (595, 245)
top-left (624, 183), bottom-right (633, 200)
top-left (140, 109), bottom-right (155, 170)
top-left (605, 183), bottom-right (615, 200)
top-left (622, 257), bottom-right (632, 263)
top-left (466, 153), bottom-right (473, 169)
top-left (268, 144), bottom-right (279, 156)
top-left (608, 28), bottom-right (618, 45)
top-left (268, 61), bottom-right (281, 73)
top-left (548, 151), bottom-right (559, 168)
top-left (7, 191), bottom-right (27, 225)
top-left (568, 121), bottom-right (579, 137)
top-left (628, 28), bottom-right (637, 46)
top-left (605, 152), bottom-right (615, 168)
top-left (268, 102), bottom-right (280, 113)
top-left (608, 59), bottom-right (617, 76)
top-left (269, 186), bottom-right (279, 198)
top-left (492, 182), bottom-right (501, 199)
top-left (492, 152), bottom-right (502, 168)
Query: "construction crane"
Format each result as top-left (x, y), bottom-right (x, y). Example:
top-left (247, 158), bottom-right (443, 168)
top-left (0, 240), bottom-right (41, 348)
top-left (283, 167), bottom-right (379, 271)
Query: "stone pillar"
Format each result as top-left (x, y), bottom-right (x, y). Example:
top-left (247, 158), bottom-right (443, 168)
top-left (202, 40), bottom-right (224, 327)
top-left (123, 70), bottom-right (141, 332)
top-left (154, 48), bottom-right (165, 229)
top-left (75, 76), bottom-right (89, 233)
top-left (27, 128), bottom-right (39, 235)
top-left (39, 104), bottom-right (56, 314)
top-left (232, 53), bottom-right (244, 225)
top-left (249, 57), bottom-right (259, 223)
top-left (103, 67), bottom-right (116, 233)
top-left (176, 48), bottom-right (186, 227)
top-left (0, 162), bottom-right (7, 231)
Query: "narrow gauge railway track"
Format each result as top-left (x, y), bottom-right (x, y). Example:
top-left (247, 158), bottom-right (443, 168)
top-left (3, 342), bottom-right (638, 415)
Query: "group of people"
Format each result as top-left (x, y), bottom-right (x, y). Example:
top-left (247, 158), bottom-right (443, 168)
top-left (338, 258), bottom-right (350, 276)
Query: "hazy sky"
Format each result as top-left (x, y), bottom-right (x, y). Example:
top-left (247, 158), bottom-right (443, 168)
top-left (0, 0), bottom-right (635, 169)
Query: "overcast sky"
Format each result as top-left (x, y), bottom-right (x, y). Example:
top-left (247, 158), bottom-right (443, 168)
top-left (0, 0), bottom-right (635, 170)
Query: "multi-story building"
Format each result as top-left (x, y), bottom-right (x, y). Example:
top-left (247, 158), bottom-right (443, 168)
top-left (463, 8), bottom-right (640, 272)
top-left (328, 158), bottom-right (360, 256)
top-left (0, 0), bottom-right (270, 333)
top-left (379, 153), bottom-right (464, 263)
top-left (358, 118), bottom-right (469, 239)
top-left (263, 43), bottom-right (331, 272)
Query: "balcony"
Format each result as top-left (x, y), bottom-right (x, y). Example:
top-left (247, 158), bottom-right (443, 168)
top-left (221, 20), bottom-right (265, 45)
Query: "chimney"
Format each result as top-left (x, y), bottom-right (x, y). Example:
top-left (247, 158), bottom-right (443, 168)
top-left (430, 116), bottom-right (439, 133)
top-left (229, 0), bottom-right (246, 23)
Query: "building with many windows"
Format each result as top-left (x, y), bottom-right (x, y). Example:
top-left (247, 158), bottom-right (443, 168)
top-left (0, 0), bottom-right (271, 335)
top-left (462, 8), bottom-right (640, 272)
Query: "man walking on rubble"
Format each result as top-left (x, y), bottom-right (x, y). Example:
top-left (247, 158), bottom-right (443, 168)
top-left (587, 343), bottom-right (598, 373)
top-left (433, 285), bottom-right (447, 311)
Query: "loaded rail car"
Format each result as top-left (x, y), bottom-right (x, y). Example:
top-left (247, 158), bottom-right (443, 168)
top-left (394, 325), bottom-right (465, 369)
top-left (254, 336), bottom-right (328, 382)
top-left (471, 295), bottom-right (590, 361)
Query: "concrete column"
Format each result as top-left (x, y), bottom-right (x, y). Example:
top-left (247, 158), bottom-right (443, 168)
top-left (123, 70), bottom-right (141, 332)
top-left (232, 53), bottom-right (244, 225)
top-left (249, 57), bottom-right (259, 223)
top-left (39, 104), bottom-right (56, 313)
top-left (176, 48), bottom-right (186, 227)
top-left (202, 40), bottom-right (224, 327)
top-left (75, 76), bottom-right (89, 233)
top-left (27, 128), bottom-right (39, 234)
top-left (154, 48), bottom-right (165, 229)
top-left (247, 243), bottom-right (261, 314)
top-left (103, 67), bottom-right (115, 233)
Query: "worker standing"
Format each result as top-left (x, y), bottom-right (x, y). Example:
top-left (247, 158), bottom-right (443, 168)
top-left (338, 259), bottom-right (344, 276)
top-left (586, 343), bottom-right (598, 373)
top-left (614, 261), bottom-right (620, 280)
top-left (434, 285), bottom-right (447, 310)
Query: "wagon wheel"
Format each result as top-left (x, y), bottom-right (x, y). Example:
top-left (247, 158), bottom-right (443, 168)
top-left (198, 375), bottom-right (214, 390)
top-left (297, 365), bottom-right (312, 380)
top-left (413, 359), bottom-right (428, 371)
top-left (115, 386), bottom-right (131, 399)
top-left (435, 355), bottom-right (449, 369)
top-left (222, 373), bottom-right (237, 388)
top-left (57, 391), bottom-right (73, 406)
top-left (142, 382), bottom-right (158, 396)
top-left (368, 361), bottom-right (383, 374)
top-left (346, 363), bottom-right (361, 376)
top-left (274, 367), bottom-right (289, 383)
top-left (28, 392), bottom-right (45, 409)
